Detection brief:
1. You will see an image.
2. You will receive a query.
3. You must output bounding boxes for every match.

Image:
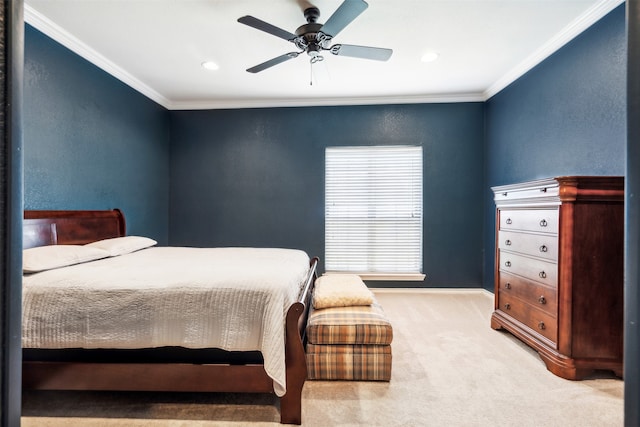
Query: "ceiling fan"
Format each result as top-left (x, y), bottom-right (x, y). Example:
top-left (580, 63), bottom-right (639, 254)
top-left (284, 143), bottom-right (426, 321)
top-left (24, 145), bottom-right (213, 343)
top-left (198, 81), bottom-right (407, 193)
top-left (237, 0), bottom-right (393, 74)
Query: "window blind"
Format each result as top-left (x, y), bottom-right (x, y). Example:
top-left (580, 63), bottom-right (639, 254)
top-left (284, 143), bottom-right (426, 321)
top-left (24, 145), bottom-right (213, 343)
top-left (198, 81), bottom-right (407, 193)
top-left (325, 145), bottom-right (423, 274)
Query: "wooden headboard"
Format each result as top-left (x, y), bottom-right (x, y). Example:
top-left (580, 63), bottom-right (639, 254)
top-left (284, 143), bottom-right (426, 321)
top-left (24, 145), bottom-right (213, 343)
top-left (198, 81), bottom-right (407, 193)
top-left (23, 209), bottom-right (126, 249)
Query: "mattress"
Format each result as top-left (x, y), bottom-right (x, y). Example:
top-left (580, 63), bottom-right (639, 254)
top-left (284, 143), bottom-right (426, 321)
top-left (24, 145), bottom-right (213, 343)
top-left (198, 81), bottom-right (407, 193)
top-left (22, 246), bottom-right (311, 396)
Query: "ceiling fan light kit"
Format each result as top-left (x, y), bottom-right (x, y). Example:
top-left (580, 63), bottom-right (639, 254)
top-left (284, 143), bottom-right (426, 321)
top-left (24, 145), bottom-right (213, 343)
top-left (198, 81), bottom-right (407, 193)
top-left (238, 0), bottom-right (393, 75)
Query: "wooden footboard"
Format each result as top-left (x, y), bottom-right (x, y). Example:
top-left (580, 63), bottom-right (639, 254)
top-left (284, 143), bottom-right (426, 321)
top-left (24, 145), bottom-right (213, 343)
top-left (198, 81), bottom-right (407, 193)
top-left (281, 256), bottom-right (319, 424)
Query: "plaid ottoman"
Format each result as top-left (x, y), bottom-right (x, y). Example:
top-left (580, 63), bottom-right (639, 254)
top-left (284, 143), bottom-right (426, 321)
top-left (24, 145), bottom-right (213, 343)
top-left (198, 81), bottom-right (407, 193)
top-left (305, 300), bottom-right (393, 381)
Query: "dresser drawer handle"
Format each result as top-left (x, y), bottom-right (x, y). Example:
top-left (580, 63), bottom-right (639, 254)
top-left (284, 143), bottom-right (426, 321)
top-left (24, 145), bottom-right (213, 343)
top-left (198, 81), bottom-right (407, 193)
top-left (539, 271), bottom-right (547, 279)
top-left (505, 282), bottom-right (512, 290)
top-left (538, 296), bottom-right (547, 304)
top-left (538, 321), bottom-right (546, 330)
top-left (540, 187), bottom-right (547, 193)
top-left (502, 192), bottom-right (508, 197)
top-left (504, 303), bottom-right (511, 310)
top-left (505, 239), bottom-right (512, 246)
top-left (539, 245), bottom-right (548, 253)
top-left (505, 261), bottom-right (512, 268)
top-left (539, 219), bottom-right (548, 227)
top-left (505, 218), bottom-right (512, 225)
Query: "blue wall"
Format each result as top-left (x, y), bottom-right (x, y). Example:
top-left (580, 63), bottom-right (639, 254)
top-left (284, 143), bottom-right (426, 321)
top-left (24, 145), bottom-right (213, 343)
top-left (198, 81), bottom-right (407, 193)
top-left (24, 25), bottom-right (171, 243)
top-left (22, 3), bottom-right (627, 289)
top-left (170, 103), bottom-right (485, 287)
top-left (483, 4), bottom-right (627, 289)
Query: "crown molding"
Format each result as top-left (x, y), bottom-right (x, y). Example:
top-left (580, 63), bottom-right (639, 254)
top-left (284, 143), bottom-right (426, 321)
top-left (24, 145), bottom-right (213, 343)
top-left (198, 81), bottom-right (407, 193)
top-left (24, 4), bottom-right (172, 109)
top-left (166, 92), bottom-right (486, 110)
top-left (484, 0), bottom-right (625, 100)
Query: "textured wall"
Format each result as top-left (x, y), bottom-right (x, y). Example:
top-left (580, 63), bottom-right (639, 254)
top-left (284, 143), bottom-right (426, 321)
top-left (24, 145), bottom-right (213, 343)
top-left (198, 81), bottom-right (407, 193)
top-left (23, 25), bottom-right (170, 242)
top-left (483, 4), bottom-right (626, 290)
top-left (170, 103), bottom-right (485, 287)
top-left (22, 4), bottom-right (626, 290)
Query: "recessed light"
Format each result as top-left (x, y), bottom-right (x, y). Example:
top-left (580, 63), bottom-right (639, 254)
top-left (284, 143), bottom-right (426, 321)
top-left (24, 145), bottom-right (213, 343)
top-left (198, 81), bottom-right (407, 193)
top-left (421, 52), bottom-right (439, 63)
top-left (201, 61), bottom-right (219, 71)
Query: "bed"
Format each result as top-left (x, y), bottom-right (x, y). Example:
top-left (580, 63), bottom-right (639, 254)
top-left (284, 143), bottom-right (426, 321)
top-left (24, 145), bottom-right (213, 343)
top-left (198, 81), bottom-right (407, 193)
top-left (21, 209), bottom-right (318, 425)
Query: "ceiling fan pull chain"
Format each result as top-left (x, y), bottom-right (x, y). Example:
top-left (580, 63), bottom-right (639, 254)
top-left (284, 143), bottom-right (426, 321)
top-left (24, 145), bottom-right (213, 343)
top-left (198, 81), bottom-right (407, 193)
top-left (309, 55), bottom-right (324, 86)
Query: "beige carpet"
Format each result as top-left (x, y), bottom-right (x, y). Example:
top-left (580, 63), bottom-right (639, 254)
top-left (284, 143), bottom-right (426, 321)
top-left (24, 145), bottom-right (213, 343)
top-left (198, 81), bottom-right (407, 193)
top-left (21, 290), bottom-right (624, 427)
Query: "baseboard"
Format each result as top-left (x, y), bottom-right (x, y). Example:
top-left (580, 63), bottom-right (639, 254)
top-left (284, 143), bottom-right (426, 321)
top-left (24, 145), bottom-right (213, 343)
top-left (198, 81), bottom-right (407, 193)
top-left (371, 288), bottom-right (494, 299)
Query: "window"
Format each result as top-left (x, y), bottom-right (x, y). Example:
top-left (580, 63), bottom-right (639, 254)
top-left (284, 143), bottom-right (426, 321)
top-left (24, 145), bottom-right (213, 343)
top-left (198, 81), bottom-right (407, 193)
top-left (325, 145), bottom-right (423, 280)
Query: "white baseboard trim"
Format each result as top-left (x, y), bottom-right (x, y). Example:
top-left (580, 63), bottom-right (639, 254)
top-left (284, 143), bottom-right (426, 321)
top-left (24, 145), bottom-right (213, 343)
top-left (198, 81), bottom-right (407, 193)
top-left (371, 287), bottom-right (494, 298)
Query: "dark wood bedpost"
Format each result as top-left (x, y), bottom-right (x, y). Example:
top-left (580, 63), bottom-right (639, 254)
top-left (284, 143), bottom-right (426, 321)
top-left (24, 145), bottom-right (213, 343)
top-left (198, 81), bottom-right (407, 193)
top-left (280, 256), bottom-right (318, 424)
top-left (280, 302), bottom-right (307, 424)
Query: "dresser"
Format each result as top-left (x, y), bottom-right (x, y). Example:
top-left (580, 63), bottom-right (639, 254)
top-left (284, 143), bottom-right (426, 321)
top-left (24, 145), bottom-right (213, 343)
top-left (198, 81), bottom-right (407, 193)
top-left (490, 176), bottom-right (624, 380)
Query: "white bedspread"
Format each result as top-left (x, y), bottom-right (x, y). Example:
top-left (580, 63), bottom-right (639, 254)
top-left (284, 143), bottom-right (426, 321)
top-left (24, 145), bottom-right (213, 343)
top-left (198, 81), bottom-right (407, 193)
top-left (22, 247), bottom-right (311, 397)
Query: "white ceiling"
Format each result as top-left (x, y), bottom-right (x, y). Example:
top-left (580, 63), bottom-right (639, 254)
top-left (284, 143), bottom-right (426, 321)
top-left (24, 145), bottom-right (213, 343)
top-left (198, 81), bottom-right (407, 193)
top-left (25, 0), bottom-right (624, 110)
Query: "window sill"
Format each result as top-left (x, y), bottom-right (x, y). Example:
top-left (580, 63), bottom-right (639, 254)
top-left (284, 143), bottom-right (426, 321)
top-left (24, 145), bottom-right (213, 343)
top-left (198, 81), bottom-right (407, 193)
top-left (324, 272), bottom-right (426, 281)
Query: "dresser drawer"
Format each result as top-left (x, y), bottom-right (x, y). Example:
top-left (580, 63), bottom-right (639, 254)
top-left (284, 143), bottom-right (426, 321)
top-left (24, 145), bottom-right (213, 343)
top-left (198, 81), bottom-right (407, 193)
top-left (499, 209), bottom-right (558, 234)
top-left (494, 182), bottom-right (559, 203)
top-left (499, 251), bottom-right (557, 287)
top-left (498, 272), bottom-right (557, 316)
top-left (498, 230), bottom-right (558, 261)
top-left (498, 292), bottom-right (558, 343)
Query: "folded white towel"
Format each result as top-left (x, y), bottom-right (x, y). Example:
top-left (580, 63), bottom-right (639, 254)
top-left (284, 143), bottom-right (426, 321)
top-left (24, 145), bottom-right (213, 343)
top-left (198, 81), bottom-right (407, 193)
top-left (313, 274), bottom-right (374, 309)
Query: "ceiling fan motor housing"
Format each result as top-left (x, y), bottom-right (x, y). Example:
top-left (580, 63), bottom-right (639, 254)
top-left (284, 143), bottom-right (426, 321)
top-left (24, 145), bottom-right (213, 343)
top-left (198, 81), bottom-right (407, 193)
top-left (296, 6), bottom-right (334, 56)
top-left (295, 22), bottom-right (328, 55)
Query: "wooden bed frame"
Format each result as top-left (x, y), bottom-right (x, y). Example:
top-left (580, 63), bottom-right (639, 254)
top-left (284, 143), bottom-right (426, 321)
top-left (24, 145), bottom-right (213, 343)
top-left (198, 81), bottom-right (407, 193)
top-left (22, 209), bottom-right (319, 425)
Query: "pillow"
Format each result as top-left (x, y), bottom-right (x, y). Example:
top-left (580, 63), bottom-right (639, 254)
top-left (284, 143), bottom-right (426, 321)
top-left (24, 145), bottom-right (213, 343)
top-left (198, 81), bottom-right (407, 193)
top-left (313, 274), bottom-right (374, 309)
top-left (23, 245), bottom-right (110, 273)
top-left (85, 235), bottom-right (157, 256)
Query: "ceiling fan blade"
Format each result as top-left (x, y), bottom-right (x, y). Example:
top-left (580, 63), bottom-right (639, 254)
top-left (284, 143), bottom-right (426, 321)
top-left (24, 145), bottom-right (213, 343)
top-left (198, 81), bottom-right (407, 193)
top-left (319, 0), bottom-right (368, 38)
top-left (238, 15), bottom-right (297, 42)
top-left (246, 52), bottom-right (300, 73)
top-left (330, 44), bottom-right (392, 61)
